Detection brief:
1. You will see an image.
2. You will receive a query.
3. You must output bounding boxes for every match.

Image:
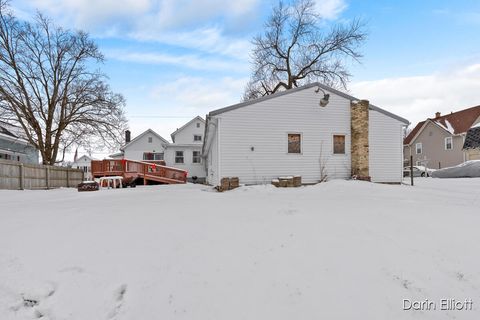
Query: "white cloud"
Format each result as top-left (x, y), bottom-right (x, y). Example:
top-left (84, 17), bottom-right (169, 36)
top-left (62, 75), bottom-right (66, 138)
top-left (105, 49), bottom-right (248, 73)
top-left (27, 0), bottom-right (150, 30)
top-left (126, 76), bottom-right (248, 140)
top-left (128, 27), bottom-right (252, 60)
top-left (14, 0), bottom-right (257, 60)
top-left (350, 63), bottom-right (480, 127)
top-left (314, 0), bottom-right (348, 20)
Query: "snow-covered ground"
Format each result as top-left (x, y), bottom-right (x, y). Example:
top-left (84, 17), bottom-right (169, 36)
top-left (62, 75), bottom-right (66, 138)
top-left (1, 179), bottom-right (480, 319)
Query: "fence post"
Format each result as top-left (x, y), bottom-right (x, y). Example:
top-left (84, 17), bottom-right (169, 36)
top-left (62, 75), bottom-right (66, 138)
top-left (46, 166), bottom-right (50, 189)
top-left (410, 155), bottom-right (414, 186)
top-left (66, 169), bottom-right (70, 188)
top-left (19, 163), bottom-right (24, 190)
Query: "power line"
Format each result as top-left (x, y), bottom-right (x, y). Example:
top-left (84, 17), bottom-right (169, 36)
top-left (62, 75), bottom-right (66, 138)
top-left (129, 115), bottom-right (198, 118)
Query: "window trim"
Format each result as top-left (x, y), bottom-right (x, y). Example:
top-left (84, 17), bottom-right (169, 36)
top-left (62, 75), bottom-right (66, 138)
top-left (287, 132), bottom-right (303, 154)
top-left (415, 142), bottom-right (423, 154)
top-left (332, 133), bottom-right (346, 155)
top-left (175, 150), bottom-right (184, 164)
top-left (444, 136), bottom-right (453, 150)
top-left (143, 152), bottom-right (164, 161)
top-left (193, 134), bottom-right (202, 142)
top-left (192, 151), bottom-right (201, 164)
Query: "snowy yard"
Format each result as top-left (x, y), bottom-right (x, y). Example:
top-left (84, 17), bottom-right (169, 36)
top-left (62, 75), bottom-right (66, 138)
top-left (1, 179), bottom-right (480, 319)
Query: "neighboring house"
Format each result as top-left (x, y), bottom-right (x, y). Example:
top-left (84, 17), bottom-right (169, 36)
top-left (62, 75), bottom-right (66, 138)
top-left (71, 155), bottom-right (96, 180)
top-left (122, 128), bottom-right (169, 161)
top-left (462, 123), bottom-right (480, 161)
top-left (110, 116), bottom-right (206, 181)
top-left (202, 82), bottom-right (409, 186)
top-left (404, 106), bottom-right (480, 169)
top-left (0, 121), bottom-right (38, 164)
top-left (166, 116), bottom-right (206, 180)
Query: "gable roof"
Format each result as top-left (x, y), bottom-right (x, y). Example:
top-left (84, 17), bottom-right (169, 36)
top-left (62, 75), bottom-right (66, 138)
top-left (121, 129), bottom-right (169, 151)
top-left (0, 121), bottom-right (32, 146)
top-left (208, 82), bottom-right (409, 124)
top-left (404, 105), bottom-right (480, 144)
top-left (170, 116), bottom-right (205, 142)
top-left (0, 124), bottom-right (17, 138)
top-left (463, 127), bottom-right (480, 150)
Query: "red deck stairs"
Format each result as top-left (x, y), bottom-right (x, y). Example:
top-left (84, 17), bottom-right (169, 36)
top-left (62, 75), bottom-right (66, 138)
top-left (91, 159), bottom-right (187, 185)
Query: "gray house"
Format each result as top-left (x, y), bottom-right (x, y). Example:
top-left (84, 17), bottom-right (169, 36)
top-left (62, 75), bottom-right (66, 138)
top-left (0, 121), bottom-right (38, 164)
top-left (404, 106), bottom-right (480, 169)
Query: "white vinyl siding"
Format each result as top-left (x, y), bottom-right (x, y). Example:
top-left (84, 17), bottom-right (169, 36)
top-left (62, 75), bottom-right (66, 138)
top-left (212, 87), bottom-right (352, 185)
top-left (172, 118), bottom-right (205, 144)
top-left (369, 109), bottom-right (404, 183)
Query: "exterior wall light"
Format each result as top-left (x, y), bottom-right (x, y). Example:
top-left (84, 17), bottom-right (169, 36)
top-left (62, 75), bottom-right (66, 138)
top-left (315, 86), bottom-right (330, 107)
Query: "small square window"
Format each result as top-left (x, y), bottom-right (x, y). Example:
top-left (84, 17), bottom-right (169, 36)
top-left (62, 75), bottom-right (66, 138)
top-left (175, 151), bottom-right (184, 164)
top-left (148, 137), bottom-right (153, 143)
top-left (194, 135), bottom-right (202, 141)
top-left (333, 135), bottom-right (345, 154)
top-left (196, 123), bottom-right (201, 128)
top-left (288, 134), bottom-right (301, 154)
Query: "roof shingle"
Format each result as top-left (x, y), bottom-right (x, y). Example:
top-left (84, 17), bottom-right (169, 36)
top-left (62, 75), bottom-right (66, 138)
top-left (404, 105), bottom-right (480, 145)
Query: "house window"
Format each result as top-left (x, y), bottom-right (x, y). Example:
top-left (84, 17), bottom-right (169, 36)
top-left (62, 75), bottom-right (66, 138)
top-left (288, 133), bottom-right (301, 153)
top-left (333, 135), bottom-right (345, 154)
top-left (148, 137), bottom-right (153, 143)
top-left (196, 123), bottom-right (200, 128)
top-left (192, 151), bottom-right (201, 163)
top-left (175, 151), bottom-right (184, 163)
top-left (445, 137), bottom-right (453, 150)
top-left (194, 135), bottom-right (202, 142)
top-left (416, 142), bottom-right (422, 154)
top-left (143, 152), bottom-right (164, 161)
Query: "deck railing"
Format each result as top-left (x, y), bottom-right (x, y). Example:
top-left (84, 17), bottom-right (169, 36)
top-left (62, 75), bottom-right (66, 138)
top-left (91, 159), bottom-right (187, 184)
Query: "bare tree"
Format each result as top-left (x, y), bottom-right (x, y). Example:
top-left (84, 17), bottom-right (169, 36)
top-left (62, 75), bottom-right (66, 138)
top-left (0, 1), bottom-right (127, 164)
top-left (244, 0), bottom-right (367, 100)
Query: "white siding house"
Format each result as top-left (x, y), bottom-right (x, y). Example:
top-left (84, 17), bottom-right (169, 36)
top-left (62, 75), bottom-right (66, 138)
top-left (123, 129), bottom-right (169, 161)
top-left (71, 155), bottom-right (96, 180)
top-left (110, 117), bottom-right (207, 182)
top-left (166, 116), bottom-right (206, 181)
top-left (202, 83), bottom-right (409, 186)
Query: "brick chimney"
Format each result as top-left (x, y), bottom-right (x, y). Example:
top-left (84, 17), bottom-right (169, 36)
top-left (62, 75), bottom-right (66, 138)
top-left (435, 112), bottom-right (441, 118)
top-left (351, 100), bottom-right (370, 181)
top-left (125, 130), bottom-right (131, 143)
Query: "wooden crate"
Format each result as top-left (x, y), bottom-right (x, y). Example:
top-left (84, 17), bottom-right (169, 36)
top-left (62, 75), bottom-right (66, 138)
top-left (293, 176), bottom-right (302, 187)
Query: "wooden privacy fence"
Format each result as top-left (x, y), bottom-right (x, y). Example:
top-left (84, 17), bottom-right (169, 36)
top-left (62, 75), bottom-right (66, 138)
top-left (0, 159), bottom-right (84, 190)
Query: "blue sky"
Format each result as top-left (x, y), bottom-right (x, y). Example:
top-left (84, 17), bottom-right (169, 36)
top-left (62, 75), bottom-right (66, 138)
top-left (11, 0), bottom-right (480, 158)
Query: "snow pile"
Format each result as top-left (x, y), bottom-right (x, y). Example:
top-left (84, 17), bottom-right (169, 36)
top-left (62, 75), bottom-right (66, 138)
top-left (432, 160), bottom-right (480, 178)
top-left (1, 180), bottom-right (480, 319)
top-left (436, 119), bottom-right (455, 134)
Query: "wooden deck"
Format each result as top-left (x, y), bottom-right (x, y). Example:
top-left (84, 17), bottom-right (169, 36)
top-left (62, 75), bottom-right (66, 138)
top-left (91, 159), bottom-right (187, 185)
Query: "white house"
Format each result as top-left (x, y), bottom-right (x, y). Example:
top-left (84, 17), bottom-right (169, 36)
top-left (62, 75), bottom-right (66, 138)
top-left (71, 155), bottom-right (96, 180)
top-left (109, 117), bottom-right (207, 182)
top-left (166, 116), bottom-right (206, 181)
top-left (0, 121), bottom-right (38, 164)
top-left (122, 129), bottom-right (169, 161)
top-left (202, 82), bottom-right (409, 186)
